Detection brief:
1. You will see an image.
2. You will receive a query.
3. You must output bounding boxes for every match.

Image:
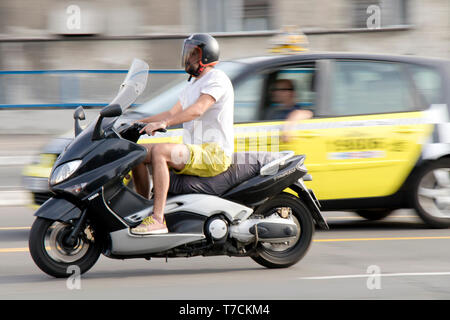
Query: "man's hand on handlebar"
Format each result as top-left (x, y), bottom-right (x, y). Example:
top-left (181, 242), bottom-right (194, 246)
top-left (138, 121), bottom-right (168, 136)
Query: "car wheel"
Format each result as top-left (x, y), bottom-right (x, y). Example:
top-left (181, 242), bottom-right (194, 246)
top-left (413, 158), bottom-right (450, 228)
top-left (355, 209), bottom-right (393, 221)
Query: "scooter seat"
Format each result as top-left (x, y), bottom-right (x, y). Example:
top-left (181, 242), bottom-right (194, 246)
top-left (168, 152), bottom-right (284, 196)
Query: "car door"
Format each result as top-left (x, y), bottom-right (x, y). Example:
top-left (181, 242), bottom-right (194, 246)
top-left (309, 59), bottom-right (434, 200)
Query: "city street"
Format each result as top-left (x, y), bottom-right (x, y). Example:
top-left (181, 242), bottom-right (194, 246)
top-left (2, 134), bottom-right (450, 300)
top-left (2, 206), bottom-right (450, 300)
top-left (0, 0), bottom-right (449, 307)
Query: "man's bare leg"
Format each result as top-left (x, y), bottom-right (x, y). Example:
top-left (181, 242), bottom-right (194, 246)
top-left (132, 163), bottom-right (150, 198)
top-left (131, 144), bottom-right (154, 198)
top-left (151, 143), bottom-right (190, 223)
top-left (131, 143), bottom-right (189, 233)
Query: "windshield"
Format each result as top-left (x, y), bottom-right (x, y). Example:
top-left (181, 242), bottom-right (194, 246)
top-left (125, 61), bottom-right (243, 117)
top-left (110, 58), bottom-right (149, 112)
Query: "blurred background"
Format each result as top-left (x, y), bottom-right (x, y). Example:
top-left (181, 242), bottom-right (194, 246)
top-left (0, 0), bottom-right (448, 132)
top-left (0, 1), bottom-right (449, 294)
top-left (0, 0), bottom-right (448, 131)
top-left (0, 0), bottom-right (448, 69)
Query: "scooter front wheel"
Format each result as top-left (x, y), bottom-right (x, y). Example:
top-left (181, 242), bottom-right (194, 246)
top-left (29, 217), bottom-right (102, 278)
top-left (250, 193), bottom-right (314, 268)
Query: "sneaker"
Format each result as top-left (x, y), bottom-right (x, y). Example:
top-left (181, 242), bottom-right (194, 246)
top-left (131, 215), bottom-right (168, 235)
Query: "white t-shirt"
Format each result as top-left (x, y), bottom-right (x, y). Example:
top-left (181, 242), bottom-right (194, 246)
top-left (178, 68), bottom-right (234, 156)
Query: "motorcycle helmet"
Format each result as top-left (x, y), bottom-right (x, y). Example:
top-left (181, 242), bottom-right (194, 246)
top-left (182, 33), bottom-right (219, 77)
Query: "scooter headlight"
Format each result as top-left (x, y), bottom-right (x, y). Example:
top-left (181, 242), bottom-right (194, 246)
top-left (50, 160), bottom-right (82, 185)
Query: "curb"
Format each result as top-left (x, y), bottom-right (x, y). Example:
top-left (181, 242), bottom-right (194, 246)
top-left (0, 190), bottom-right (32, 206)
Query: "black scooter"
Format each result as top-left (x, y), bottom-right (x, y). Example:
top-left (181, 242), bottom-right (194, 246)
top-left (28, 59), bottom-right (328, 278)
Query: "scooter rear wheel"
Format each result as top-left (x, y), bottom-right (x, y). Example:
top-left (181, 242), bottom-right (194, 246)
top-left (29, 217), bottom-right (102, 278)
top-left (250, 193), bottom-right (314, 268)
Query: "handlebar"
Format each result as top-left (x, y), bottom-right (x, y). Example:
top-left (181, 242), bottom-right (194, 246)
top-left (133, 122), bottom-right (167, 134)
top-left (118, 122), bottom-right (167, 142)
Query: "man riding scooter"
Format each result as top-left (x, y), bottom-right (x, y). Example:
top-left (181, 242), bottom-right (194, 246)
top-left (29, 56), bottom-right (326, 277)
top-left (131, 33), bottom-right (234, 234)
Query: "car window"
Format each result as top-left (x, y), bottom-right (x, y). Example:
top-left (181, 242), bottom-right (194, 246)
top-left (264, 66), bottom-right (316, 120)
top-left (328, 60), bottom-right (417, 116)
top-left (233, 73), bottom-right (265, 123)
top-left (408, 64), bottom-right (443, 105)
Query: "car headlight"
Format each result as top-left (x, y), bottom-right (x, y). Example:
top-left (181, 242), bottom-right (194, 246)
top-left (50, 160), bottom-right (82, 185)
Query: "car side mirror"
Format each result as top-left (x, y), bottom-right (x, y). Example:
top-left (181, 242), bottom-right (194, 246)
top-left (73, 106), bottom-right (86, 137)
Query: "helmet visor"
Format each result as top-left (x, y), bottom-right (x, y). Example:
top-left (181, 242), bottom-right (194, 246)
top-left (181, 40), bottom-right (203, 68)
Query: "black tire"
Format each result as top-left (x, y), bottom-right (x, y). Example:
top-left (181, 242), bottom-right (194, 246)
top-left (29, 217), bottom-right (103, 278)
top-left (251, 193), bottom-right (314, 269)
top-left (355, 209), bottom-right (393, 221)
top-left (412, 158), bottom-right (450, 228)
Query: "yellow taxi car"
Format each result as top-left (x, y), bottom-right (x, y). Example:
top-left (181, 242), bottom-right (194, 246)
top-left (23, 52), bottom-right (450, 227)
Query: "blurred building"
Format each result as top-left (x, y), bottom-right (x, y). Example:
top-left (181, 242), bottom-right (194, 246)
top-left (0, 0), bottom-right (448, 71)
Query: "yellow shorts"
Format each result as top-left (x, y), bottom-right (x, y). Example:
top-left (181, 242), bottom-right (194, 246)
top-left (174, 143), bottom-right (231, 177)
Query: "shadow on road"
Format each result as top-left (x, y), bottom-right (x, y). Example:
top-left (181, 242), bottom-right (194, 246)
top-left (313, 210), bottom-right (437, 232)
top-left (83, 264), bottom-right (264, 281)
top-left (0, 263), bottom-right (265, 285)
top-left (320, 220), bottom-right (430, 232)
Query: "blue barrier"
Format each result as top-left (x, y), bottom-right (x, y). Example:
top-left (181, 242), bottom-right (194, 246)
top-left (0, 69), bottom-right (185, 109)
top-left (0, 70), bottom-right (185, 75)
top-left (0, 103), bottom-right (116, 109)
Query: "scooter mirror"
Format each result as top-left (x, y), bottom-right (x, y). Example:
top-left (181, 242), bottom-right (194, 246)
top-left (73, 106), bottom-right (86, 121)
top-left (100, 104), bottom-right (122, 118)
top-left (74, 106), bottom-right (85, 137)
top-left (92, 104), bottom-right (123, 140)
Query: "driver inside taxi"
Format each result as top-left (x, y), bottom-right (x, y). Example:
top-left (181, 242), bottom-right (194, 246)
top-left (267, 79), bottom-right (313, 142)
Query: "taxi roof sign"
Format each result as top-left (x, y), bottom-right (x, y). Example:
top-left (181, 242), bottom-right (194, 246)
top-left (269, 25), bottom-right (309, 54)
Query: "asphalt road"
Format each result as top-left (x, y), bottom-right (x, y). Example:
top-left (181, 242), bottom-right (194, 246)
top-left (1, 206), bottom-right (450, 300)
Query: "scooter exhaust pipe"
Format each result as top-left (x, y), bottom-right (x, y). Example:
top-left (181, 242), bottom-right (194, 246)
top-left (249, 221), bottom-right (297, 243)
top-left (229, 215), bottom-right (298, 244)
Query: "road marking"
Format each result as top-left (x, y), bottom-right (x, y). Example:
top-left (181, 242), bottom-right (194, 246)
top-left (0, 227), bottom-right (31, 230)
top-left (0, 247), bottom-right (29, 253)
top-left (300, 272), bottom-right (450, 280)
top-left (313, 236), bottom-right (450, 242)
top-left (0, 246), bottom-right (52, 253)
